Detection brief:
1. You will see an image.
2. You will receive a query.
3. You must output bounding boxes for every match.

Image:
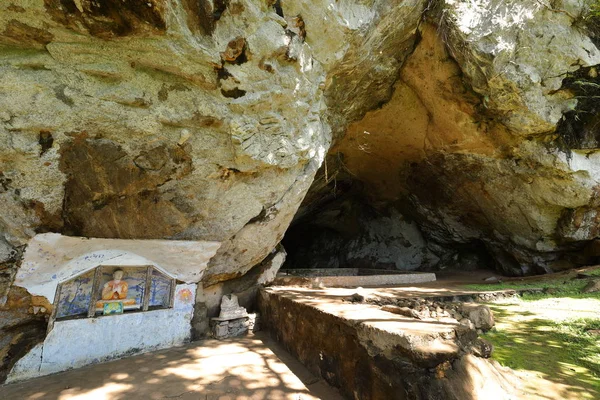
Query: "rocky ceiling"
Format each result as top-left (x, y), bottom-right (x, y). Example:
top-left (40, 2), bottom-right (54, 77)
top-left (2, 0), bottom-right (600, 292)
top-left (284, 1), bottom-right (600, 276)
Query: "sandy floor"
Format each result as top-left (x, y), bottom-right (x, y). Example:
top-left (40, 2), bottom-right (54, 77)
top-left (0, 333), bottom-right (343, 400)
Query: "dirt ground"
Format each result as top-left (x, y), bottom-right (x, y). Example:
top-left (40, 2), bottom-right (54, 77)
top-left (0, 333), bottom-right (343, 400)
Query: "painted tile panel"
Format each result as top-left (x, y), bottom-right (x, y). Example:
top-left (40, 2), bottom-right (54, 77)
top-left (55, 270), bottom-right (94, 319)
top-left (149, 269), bottom-right (171, 308)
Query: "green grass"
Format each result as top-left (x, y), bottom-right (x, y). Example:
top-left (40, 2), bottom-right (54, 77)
top-left (552, 318), bottom-right (600, 375)
top-left (589, 1), bottom-right (600, 18)
top-left (483, 303), bottom-right (600, 398)
top-left (464, 268), bottom-right (600, 301)
top-left (461, 268), bottom-right (600, 397)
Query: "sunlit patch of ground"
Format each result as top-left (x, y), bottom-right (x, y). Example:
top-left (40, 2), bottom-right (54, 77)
top-left (483, 296), bottom-right (600, 400)
top-left (0, 334), bottom-right (343, 400)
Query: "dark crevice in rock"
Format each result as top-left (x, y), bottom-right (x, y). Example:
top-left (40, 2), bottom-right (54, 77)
top-left (554, 65), bottom-right (600, 152)
top-left (214, 37), bottom-right (248, 98)
top-left (38, 131), bottom-right (54, 156)
top-left (271, 0), bottom-right (284, 18)
top-left (215, 66), bottom-right (233, 81)
top-left (44, 0), bottom-right (167, 39)
top-left (285, 15), bottom-right (306, 42)
top-left (192, 0), bottom-right (230, 35)
top-left (247, 207), bottom-right (267, 225)
top-left (213, 0), bottom-right (229, 21)
top-left (220, 87), bottom-right (246, 98)
top-left (0, 172), bottom-right (13, 192)
top-left (221, 37), bottom-right (248, 64)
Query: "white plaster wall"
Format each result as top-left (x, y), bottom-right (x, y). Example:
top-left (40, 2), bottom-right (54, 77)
top-left (15, 233), bottom-right (220, 300)
top-left (7, 284), bottom-right (196, 383)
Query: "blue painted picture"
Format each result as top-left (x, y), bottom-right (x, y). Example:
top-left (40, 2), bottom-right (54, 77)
top-left (149, 269), bottom-right (171, 308)
top-left (55, 266), bottom-right (174, 319)
top-left (56, 270), bottom-right (94, 319)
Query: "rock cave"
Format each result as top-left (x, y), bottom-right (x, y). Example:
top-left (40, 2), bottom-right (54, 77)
top-left (1, 1), bottom-right (600, 399)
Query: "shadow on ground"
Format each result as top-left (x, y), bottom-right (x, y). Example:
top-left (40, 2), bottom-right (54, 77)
top-left (485, 303), bottom-right (600, 400)
top-left (0, 333), bottom-right (343, 400)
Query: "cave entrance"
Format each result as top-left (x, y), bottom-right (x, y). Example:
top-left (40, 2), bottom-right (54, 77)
top-left (280, 163), bottom-right (497, 282)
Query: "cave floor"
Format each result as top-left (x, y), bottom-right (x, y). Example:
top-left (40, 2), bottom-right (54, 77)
top-left (266, 268), bottom-right (515, 301)
top-left (0, 333), bottom-right (343, 400)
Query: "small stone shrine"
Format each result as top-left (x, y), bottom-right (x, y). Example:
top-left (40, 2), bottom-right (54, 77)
top-left (211, 294), bottom-right (254, 339)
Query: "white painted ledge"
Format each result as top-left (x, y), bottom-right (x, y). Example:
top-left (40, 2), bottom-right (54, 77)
top-left (15, 233), bottom-right (221, 300)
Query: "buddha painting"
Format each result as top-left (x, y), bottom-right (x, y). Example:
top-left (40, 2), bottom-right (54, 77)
top-left (101, 269), bottom-right (128, 300)
top-left (94, 267), bottom-right (147, 313)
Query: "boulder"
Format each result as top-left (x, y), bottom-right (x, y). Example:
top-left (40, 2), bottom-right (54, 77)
top-left (460, 303), bottom-right (495, 331)
top-left (255, 246), bottom-right (287, 286)
top-left (470, 338), bottom-right (494, 359)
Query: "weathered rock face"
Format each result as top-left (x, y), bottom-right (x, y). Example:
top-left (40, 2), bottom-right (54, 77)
top-left (288, 1), bottom-right (600, 275)
top-left (0, 286), bottom-right (47, 383)
top-left (0, 1), bottom-right (430, 375)
top-left (0, 1), bottom-right (325, 286)
top-left (441, 0), bottom-right (600, 135)
top-left (2, 1), bottom-right (598, 284)
top-left (2, 0), bottom-right (600, 385)
top-left (0, 0), bottom-right (428, 288)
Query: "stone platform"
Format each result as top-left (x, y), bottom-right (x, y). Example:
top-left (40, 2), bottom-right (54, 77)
top-left (273, 268), bottom-right (436, 287)
top-left (258, 286), bottom-right (524, 400)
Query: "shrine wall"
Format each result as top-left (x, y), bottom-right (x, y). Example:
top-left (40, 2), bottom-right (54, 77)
top-left (7, 283), bottom-right (196, 383)
top-left (5, 234), bottom-right (221, 383)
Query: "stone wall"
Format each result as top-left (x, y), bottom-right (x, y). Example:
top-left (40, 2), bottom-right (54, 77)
top-left (258, 287), bottom-right (520, 400)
